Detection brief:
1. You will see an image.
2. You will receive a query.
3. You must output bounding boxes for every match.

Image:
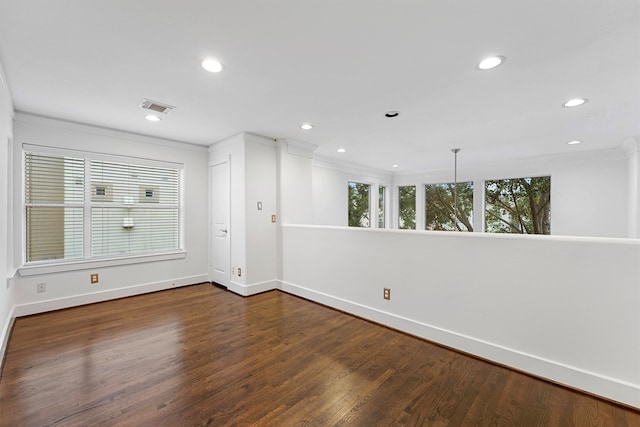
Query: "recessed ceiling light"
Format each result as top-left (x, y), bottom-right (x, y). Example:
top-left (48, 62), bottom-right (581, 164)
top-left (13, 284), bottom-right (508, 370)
top-left (392, 164), bottom-right (399, 168)
top-left (300, 123), bottom-right (313, 130)
top-left (145, 114), bottom-right (161, 122)
top-left (567, 140), bottom-right (582, 145)
top-left (563, 98), bottom-right (588, 107)
top-left (337, 148), bottom-right (346, 153)
top-left (385, 111), bottom-right (400, 118)
top-left (202, 58), bottom-right (223, 73)
top-left (478, 56), bottom-right (505, 70)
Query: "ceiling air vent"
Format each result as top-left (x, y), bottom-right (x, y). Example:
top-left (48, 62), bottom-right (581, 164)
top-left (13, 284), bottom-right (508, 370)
top-left (139, 99), bottom-right (176, 115)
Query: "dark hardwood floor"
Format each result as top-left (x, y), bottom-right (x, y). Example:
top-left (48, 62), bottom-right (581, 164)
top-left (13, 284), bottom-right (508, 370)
top-left (1, 284), bottom-right (638, 426)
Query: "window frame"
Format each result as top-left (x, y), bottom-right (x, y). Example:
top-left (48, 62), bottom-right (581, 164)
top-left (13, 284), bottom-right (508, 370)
top-left (20, 144), bottom-right (186, 276)
top-left (347, 180), bottom-right (372, 228)
top-left (378, 185), bottom-right (386, 229)
top-left (424, 181), bottom-right (474, 232)
top-left (397, 185), bottom-right (417, 230)
top-left (484, 175), bottom-right (551, 235)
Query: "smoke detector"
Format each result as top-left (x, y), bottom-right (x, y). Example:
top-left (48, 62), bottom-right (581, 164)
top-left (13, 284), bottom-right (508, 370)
top-left (139, 99), bottom-right (176, 115)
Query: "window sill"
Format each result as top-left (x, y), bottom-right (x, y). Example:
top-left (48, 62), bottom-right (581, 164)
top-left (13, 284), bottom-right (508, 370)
top-left (18, 251), bottom-right (187, 277)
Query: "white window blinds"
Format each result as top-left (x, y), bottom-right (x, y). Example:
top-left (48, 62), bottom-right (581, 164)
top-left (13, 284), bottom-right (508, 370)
top-left (25, 153), bottom-right (85, 262)
top-left (24, 147), bottom-right (183, 264)
top-left (90, 160), bottom-right (180, 257)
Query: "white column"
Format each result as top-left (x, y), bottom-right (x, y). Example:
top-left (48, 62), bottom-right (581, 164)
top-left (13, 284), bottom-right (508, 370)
top-left (473, 179), bottom-right (485, 232)
top-left (624, 137), bottom-right (640, 238)
top-left (416, 183), bottom-right (425, 230)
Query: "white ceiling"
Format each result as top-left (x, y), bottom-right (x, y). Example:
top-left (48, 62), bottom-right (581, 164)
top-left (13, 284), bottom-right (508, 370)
top-left (0, 0), bottom-right (638, 172)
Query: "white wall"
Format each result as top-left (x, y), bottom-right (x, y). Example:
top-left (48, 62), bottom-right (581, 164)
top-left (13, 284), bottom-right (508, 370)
top-left (0, 62), bottom-right (15, 362)
top-left (280, 225), bottom-right (640, 408)
top-left (11, 114), bottom-right (210, 315)
top-left (245, 135), bottom-right (277, 289)
top-left (277, 139), bottom-right (315, 224)
top-left (312, 157), bottom-right (392, 227)
top-left (551, 152), bottom-right (628, 237)
top-left (209, 133), bottom-right (278, 295)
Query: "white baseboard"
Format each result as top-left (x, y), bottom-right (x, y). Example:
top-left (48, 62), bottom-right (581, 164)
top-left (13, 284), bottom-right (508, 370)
top-left (13, 274), bottom-right (209, 317)
top-left (279, 280), bottom-right (640, 409)
top-left (228, 279), bottom-right (279, 297)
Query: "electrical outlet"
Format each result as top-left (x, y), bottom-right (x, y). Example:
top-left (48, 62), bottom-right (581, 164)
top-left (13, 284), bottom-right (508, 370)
top-left (271, 214), bottom-right (276, 223)
top-left (383, 288), bottom-right (391, 300)
top-left (238, 267), bottom-right (242, 277)
top-left (90, 273), bottom-right (99, 284)
top-left (37, 282), bottom-right (46, 293)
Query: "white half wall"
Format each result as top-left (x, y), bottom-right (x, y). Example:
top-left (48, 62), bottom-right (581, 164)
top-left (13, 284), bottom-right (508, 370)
top-left (280, 224), bottom-right (640, 408)
top-left (11, 114), bottom-right (210, 314)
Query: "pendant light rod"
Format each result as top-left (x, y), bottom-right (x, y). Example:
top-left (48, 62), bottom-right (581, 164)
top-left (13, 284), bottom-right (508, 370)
top-left (451, 148), bottom-right (461, 227)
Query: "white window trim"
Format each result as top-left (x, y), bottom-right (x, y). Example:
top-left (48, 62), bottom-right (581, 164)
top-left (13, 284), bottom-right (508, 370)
top-left (18, 250), bottom-right (187, 277)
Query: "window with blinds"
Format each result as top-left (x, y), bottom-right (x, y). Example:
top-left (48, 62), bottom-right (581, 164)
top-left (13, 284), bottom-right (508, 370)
top-left (24, 148), bottom-right (182, 264)
top-left (25, 153), bottom-right (85, 262)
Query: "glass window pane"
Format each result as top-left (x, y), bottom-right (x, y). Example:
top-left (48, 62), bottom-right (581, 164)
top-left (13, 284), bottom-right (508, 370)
top-left (25, 154), bottom-right (84, 204)
top-left (425, 182), bottom-right (473, 231)
top-left (90, 160), bottom-right (179, 205)
top-left (90, 160), bottom-right (181, 257)
top-left (25, 152), bottom-right (85, 263)
top-left (485, 176), bottom-right (551, 234)
top-left (398, 186), bottom-right (416, 229)
top-left (26, 206), bottom-right (83, 262)
top-left (348, 182), bottom-right (370, 227)
top-left (92, 207), bottom-right (179, 257)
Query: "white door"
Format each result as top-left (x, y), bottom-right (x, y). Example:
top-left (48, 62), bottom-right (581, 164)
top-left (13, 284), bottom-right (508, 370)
top-left (210, 160), bottom-right (230, 287)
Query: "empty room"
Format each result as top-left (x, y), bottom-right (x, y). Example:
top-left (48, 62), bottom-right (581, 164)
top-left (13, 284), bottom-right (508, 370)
top-left (0, 1), bottom-right (639, 425)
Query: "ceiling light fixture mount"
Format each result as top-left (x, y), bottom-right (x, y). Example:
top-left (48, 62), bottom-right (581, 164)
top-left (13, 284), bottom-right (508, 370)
top-left (201, 58), bottom-right (223, 73)
top-left (385, 111), bottom-right (400, 118)
top-left (145, 114), bottom-right (161, 122)
top-left (478, 56), bottom-right (505, 70)
top-left (392, 164), bottom-right (399, 168)
top-left (563, 98), bottom-right (588, 108)
top-left (300, 123), bottom-right (313, 130)
top-left (567, 140), bottom-right (582, 145)
top-left (337, 148), bottom-right (346, 153)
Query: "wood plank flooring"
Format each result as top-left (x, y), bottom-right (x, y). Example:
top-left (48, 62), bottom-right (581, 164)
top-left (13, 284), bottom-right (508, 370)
top-left (1, 283), bottom-right (638, 426)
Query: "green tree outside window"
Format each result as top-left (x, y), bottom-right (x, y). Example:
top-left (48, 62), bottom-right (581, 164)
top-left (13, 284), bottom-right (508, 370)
top-left (348, 181), bottom-right (370, 227)
top-left (398, 186), bottom-right (416, 229)
top-left (425, 182), bottom-right (473, 231)
top-left (485, 176), bottom-right (550, 234)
